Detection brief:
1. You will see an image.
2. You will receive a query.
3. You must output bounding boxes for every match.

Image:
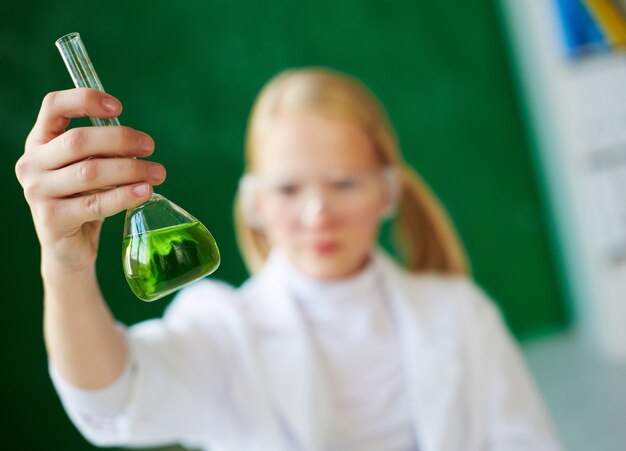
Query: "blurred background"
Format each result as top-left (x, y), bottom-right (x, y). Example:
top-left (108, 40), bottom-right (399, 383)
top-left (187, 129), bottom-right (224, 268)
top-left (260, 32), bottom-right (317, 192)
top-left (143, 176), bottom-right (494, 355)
top-left (0, 0), bottom-right (624, 449)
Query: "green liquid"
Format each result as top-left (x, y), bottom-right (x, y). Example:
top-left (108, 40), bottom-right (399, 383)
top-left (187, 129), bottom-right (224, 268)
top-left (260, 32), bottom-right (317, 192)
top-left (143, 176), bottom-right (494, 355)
top-left (122, 221), bottom-right (220, 301)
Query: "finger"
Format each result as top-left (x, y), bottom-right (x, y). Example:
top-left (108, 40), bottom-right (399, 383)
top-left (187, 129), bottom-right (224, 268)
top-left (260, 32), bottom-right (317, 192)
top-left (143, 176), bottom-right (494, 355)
top-left (41, 158), bottom-right (166, 198)
top-left (38, 126), bottom-right (154, 170)
top-left (52, 183), bottom-right (154, 229)
top-left (27, 88), bottom-right (122, 148)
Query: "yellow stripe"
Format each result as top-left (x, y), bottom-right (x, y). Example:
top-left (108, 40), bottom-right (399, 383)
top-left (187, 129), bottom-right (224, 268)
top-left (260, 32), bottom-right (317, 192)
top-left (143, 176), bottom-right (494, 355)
top-left (584, 0), bottom-right (626, 47)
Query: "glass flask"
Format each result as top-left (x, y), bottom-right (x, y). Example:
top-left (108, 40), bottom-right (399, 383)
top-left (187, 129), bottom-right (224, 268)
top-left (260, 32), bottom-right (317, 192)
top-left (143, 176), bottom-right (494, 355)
top-left (56, 32), bottom-right (220, 302)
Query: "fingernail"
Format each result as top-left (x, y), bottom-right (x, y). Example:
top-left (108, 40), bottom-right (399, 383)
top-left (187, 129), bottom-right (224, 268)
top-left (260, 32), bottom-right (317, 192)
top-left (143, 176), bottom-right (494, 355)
top-left (138, 134), bottom-right (154, 152)
top-left (133, 183), bottom-right (149, 197)
top-left (149, 163), bottom-right (165, 180)
top-left (102, 97), bottom-right (119, 112)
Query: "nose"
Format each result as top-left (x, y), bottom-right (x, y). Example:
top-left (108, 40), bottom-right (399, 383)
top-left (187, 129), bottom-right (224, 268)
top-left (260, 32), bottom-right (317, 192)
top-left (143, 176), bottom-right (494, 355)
top-left (300, 194), bottom-right (334, 227)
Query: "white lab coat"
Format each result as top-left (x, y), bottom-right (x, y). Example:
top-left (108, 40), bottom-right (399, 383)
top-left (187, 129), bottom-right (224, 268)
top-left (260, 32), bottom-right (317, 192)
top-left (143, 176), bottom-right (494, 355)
top-left (53, 249), bottom-right (563, 451)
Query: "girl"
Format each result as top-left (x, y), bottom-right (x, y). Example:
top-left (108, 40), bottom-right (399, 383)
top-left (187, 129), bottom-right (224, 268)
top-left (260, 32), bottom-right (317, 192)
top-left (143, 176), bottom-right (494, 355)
top-left (16, 68), bottom-right (562, 450)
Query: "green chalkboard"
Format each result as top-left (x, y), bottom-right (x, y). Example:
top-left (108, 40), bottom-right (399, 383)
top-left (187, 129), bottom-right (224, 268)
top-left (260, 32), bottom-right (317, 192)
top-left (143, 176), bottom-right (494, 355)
top-left (0, 0), bottom-right (568, 449)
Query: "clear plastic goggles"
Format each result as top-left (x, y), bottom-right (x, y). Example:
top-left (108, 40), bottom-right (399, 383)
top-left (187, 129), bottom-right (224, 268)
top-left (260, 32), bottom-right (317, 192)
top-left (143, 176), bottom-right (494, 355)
top-left (239, 167), bottom-right (399, 227)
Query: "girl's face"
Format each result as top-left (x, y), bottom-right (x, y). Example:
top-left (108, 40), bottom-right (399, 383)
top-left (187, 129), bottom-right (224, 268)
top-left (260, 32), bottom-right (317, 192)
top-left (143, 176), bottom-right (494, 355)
top-left (251, 111), bottom-right (390, 279)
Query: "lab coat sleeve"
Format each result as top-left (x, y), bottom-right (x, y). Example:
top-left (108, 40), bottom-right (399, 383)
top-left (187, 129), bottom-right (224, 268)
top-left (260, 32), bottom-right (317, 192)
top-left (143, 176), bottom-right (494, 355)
top-left (466, 283), bottom-right (564, 451)
top-left (49, 279), bottom-right (239, 449)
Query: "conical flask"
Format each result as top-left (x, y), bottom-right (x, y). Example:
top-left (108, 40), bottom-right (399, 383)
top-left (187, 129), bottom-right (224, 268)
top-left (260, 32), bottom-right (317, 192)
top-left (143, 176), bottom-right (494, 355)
top-left (56, 32), bottom-right (220, 302)
top-left (122, 194), bottom-right (220, 301)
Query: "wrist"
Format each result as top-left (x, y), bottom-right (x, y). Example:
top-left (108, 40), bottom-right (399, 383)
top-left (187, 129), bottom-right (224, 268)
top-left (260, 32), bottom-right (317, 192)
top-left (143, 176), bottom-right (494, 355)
top-left (41, 252), bottom-right (97, 290)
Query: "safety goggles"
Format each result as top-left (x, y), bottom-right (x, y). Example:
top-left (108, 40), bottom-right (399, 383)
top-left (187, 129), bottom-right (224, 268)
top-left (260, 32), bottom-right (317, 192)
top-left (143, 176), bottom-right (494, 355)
top-left (239, 167), bottom-right (399, 226)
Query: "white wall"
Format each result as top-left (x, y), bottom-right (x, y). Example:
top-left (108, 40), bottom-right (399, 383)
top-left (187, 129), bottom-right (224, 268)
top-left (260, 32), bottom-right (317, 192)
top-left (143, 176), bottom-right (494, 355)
top-left (499, 0), bottom-right (626, 360)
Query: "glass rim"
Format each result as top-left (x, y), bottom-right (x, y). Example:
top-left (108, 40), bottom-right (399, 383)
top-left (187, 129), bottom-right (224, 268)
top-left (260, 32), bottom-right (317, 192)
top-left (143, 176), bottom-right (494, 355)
top-left (55, 32), bottom-right (81, 47)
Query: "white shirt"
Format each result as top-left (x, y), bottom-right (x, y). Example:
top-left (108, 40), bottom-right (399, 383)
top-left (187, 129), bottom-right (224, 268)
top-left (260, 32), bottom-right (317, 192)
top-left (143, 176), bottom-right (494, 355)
top-left (281, 253), bottom-right (418, 450)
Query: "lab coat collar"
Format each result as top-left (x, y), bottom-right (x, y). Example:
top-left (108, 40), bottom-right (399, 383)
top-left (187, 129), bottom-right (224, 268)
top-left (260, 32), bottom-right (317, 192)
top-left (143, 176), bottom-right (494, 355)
top-left (247, 248), bottom-right (463, 451)
top-left (246, 249), bottom-right (334, 451)
top-left (376, 251), bottom-right (464, 451)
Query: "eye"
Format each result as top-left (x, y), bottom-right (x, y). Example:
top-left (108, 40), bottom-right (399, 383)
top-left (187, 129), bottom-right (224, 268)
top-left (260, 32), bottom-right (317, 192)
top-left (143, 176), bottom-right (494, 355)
top-left (333, 177), bottom-right (359, 190)
top-left (274, 183), bottom-right (300, 196)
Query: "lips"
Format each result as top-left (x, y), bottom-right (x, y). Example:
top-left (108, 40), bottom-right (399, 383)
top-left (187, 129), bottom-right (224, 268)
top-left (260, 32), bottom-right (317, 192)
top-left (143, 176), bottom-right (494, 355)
top-left (310, 241), bottom-right (339, 254)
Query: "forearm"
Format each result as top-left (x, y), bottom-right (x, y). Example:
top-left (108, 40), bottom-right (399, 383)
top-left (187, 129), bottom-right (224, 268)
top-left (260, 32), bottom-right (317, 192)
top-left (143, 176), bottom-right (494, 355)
top-left (42, 255), bottom-right (128, 390)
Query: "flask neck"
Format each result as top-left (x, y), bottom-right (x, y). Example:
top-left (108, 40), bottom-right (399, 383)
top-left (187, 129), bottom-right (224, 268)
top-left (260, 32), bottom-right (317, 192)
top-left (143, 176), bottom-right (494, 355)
top-left (55, 32), bottom-right (120, 127)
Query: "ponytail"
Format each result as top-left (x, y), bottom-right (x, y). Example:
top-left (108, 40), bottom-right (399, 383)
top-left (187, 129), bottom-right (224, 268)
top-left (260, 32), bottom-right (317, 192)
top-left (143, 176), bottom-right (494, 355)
top-left (392, 164), bottom-right (469, 275)
top-left (234, 195), bottom-right (270, 275)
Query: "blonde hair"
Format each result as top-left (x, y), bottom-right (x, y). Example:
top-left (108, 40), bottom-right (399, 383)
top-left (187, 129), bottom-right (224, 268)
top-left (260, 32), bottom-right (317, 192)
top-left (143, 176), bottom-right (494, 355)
top-left (234, 67), bottom-right (470, 276)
